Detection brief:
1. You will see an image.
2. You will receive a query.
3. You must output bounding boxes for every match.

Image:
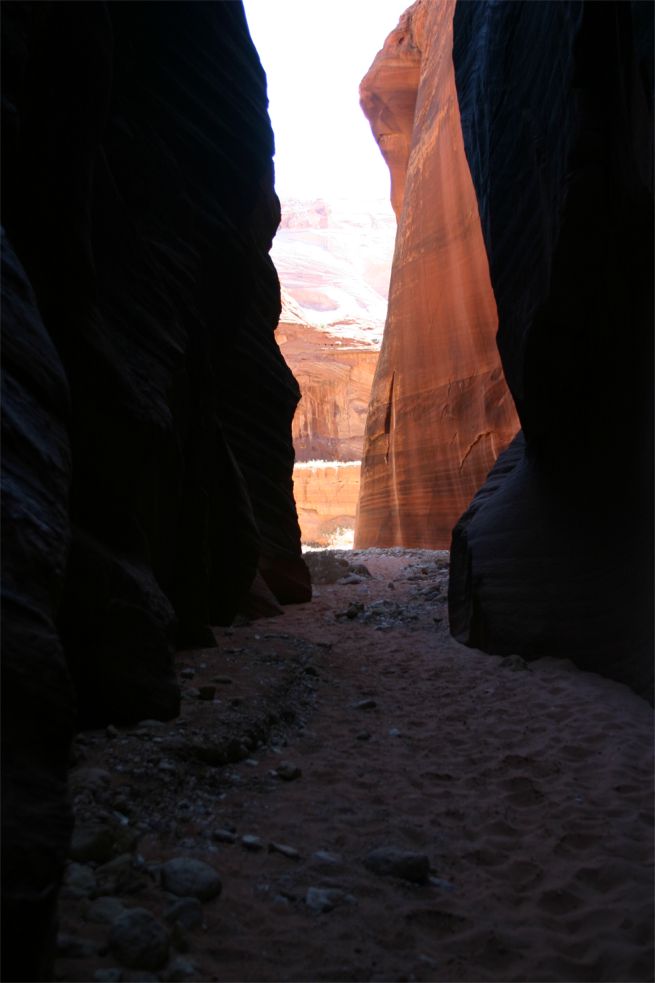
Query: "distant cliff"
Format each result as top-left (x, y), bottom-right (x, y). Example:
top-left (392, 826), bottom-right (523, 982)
top-left (355, 0), bottom-right (519, 549)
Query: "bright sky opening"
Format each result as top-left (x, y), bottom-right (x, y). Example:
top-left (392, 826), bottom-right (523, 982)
top-left (243, 0), bottom-right (409, 202)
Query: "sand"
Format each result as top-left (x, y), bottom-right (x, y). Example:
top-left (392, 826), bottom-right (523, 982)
top-left (56, 549), bottom-right (654, 983)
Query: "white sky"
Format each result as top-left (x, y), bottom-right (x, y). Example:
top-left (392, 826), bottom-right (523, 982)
top-left (243, 0), bottom-right (409, 201)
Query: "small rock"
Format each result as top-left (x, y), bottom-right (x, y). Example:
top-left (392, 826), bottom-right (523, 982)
top-left (388, 728), bottom-right (401, 738)
top-left (179, 668), bottom-right (195, 679)
top-left (312, 850), bottom-right (343, 865)
top-left (161, 858), bottom-right (222, 902)
top-left (305, 887), bottom-right (356, 913)
top-left (275, 762), bottom-right (301, 781)
top-left (109, 908), bottom-right (169, 971)
top-left (429, 876), bottom-right (455, 892)
top-left (63, 862), bottom-right (97, 899)
top-left (94, 970), bottom-right (123, 983)
top-left (355, 732), bottom-right (371, 741)
top-left (268, 842), bottom-right (300, 860)
top-left (96, 854), bottom-right (143, 896)
top-left (164, 898), bottom-right (204, 930)
top-left (197, 685), bottom-right (216, 701)
top-left (57, 933), bottom-right (99, 958)
top-left (69, 767), bottom-right (112, 791)
top-left (211, 828), bottom-right (237, 844)
top-left (85, 896), bottom-right (126, 925)
top-left (182, 688), bottom-right (200, 700)
top-left (241, 834), bottom-right (264, 852)
top-left (353, 699), bottom-right (377, 711)
top-left (363, 847), bottom-right (430, 884)
top-left (344, 602), bottom-right (364, 620)
top-left (351, 564), bottom-right (371, 577)
top-left (165, 958), bottom-right (197, 982)
top-left (106, 724), bottom-right (120, 739)
top-left (70, 824), bottom-right (117, 864)
top-left (501, 654), bottom-right (530, 672)
top-left (338, 574), bottom-right (363, 585)
top-left (158, 759), bottom-right (177, 774)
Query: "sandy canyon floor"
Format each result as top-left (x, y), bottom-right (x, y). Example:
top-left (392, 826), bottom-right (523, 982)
top-left (56, 550), bottom-right (654, 983)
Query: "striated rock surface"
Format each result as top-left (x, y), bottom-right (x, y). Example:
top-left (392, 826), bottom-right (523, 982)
top-left (1, 1), bottom-right (308, 974)
top-left (277, 296), bottom-right (379, 464)
top-left (355, 0), bottom-right (519, 550)
top-left (449, 1), bottom-right (653, 699)
top-left (1, 233), bottom-right (76, 983)
top-left (273, 199), bottom-right (393, 544)
top-left (293, 462), bottom-right (362, 547)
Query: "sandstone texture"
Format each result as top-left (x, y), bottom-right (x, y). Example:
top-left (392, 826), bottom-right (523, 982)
top-left (449, 1), bottom-right (653, 699)
top-left (1, 1), bottom-right (307, 975)
top-left (274, 200), bottom-right (392, 544)
top-left (293, 462), bottom-right (362, 548)
top-left (355, 0), bottom-right (519, 549)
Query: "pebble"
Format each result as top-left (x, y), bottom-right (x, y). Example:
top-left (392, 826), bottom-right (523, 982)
top-left (268, 842), bottom-right (300, 860)
top-left (275, 762), bottom-right (302, 781)
top-left (161, 858), bottom-right (222, 902)
top-left (353, 699), bottom-right (377, 711)
top-left (429, 876), bottom-right (455, 892)
top-left (165, 957), bottom-right (197, 982)
top-left (109, 908), bottom-right (169, 971)
top-left (241, 834), bottom-right (264, 852)
top-left (164, 898), bottom-right (204, 930)
top-left (179, 668), bottom-right (195, 679)
top-left (96, 853), bottom-right (142, 896)
top-left (182, 688), bottom-right (200, 700)
top-left (56, 933), bottom-right (99, 958)
top-left (305, 886), bottom-right (356, 913)
top-left (85, 896), bottom-right (127, 925)
top-left (94, 970), bottom-right (123, 982)
top-left (106, 724), bottom-right (120, 739)
top-left (312, 850), bottom-right (343, 865)
top-left (363, 847), bottom-right (430, 884)
top-left (388, 728), bottom-right (402, 738)
top-left (63, 862), bottom-right (97, 898)
top-left (338, 574), bottom-right (363, 585)
top-left (70, 824), bottom-right (117, 864)
top-left (211, 828), bottom-right (237, 844)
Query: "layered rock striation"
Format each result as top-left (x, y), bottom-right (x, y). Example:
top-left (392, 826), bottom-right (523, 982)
top-left (449, 1), bottom-right (653, 699)
top-left (355, 0), bottom-right (519, 549)
top-left (1, 2), bottom-right (308, 975)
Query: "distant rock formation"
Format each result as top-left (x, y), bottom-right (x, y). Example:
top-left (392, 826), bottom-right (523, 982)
top-left (355, 0), bottom-right (519, 549)
top-left (274, 200), bottom-right (393, 545)
top-left (1, 2), bottom-right (308, 976)
top-left (449, 1), bottom-right (653, 700)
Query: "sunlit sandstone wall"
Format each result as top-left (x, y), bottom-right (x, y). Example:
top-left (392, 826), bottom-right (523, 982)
top-left (355, 0), bottom-right (519, 549)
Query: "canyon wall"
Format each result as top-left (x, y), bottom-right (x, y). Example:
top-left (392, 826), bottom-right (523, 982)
top-left (355, 0), bottom-right (519, 549)
top-left (1, 2), bottom-right (308, 976)
top-left (273, 200), bottom-right (392, 544)
top-left (449, 1), bottom-right (653, 699)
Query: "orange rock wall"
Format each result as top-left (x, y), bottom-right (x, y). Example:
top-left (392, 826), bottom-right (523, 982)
top-left (277, 321), bottom-right (378, 463)
top-left (355, 0), bottom-right (519, 549)
top-left (292, 462), bottom-right (361, 547)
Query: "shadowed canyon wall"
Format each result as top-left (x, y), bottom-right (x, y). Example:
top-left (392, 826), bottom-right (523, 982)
top-left (355, 0), bottom-right (519, 549)
top-left (448, 1), bottom-right (653, 699)
top-left (1, 2), bottom-right (308, 976)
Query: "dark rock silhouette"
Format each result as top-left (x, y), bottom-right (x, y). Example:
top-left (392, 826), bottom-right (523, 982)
top-left (1, 1), bottom-right (308, 976)
top-left (449, 1), bottom-right (653, 700)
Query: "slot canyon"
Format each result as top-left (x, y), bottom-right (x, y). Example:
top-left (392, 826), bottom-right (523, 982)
top-left (1, 2), bottom-right (652, 983)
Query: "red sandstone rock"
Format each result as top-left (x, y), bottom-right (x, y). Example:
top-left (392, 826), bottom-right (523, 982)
top-left (292, 462), bottom-right (361, 547)
top-left (355, 0), bottom-right (519, 549)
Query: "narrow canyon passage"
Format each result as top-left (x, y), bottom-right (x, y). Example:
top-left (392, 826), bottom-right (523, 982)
top-left (56, 552), bottom-right (653, 983)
